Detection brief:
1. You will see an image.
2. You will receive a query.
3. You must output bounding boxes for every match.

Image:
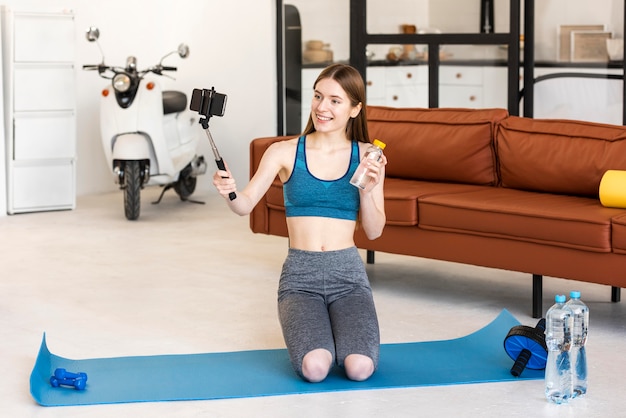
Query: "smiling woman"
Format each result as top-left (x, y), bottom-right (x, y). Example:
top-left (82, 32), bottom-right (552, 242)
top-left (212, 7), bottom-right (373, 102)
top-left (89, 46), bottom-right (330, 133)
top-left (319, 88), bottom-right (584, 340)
top-left (212, 63), bottom-right (387, 383)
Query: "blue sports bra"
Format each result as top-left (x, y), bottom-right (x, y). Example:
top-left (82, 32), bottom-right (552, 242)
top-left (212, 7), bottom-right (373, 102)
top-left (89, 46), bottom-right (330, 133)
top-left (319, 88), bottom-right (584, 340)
top-left (283, 136), bottom-right (360, 221)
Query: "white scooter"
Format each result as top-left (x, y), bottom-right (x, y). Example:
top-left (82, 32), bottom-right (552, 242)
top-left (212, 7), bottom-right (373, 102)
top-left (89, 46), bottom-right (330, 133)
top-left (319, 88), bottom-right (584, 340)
top-left (83, 27), bottom-right (207, 220)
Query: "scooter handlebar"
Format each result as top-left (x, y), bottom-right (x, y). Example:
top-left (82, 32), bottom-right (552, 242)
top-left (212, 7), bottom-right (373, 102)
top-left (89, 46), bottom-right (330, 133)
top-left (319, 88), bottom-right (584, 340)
top-left (148, 66), bottom-right (177, 76)
top-left (82, 64), bottom-right (115, 78)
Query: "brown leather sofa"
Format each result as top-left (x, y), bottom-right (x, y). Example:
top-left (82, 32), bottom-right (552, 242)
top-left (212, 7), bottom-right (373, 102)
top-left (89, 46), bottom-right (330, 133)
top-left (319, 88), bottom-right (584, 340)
top-left (249, 106), bottom-right (626, 317)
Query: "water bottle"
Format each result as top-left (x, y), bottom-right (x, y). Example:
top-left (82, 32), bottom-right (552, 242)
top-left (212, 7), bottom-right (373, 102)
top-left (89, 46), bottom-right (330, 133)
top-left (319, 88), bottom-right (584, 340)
top-left (349, 139), bottom-right (386, 190)
top-left (566, 290), bottom-right (589, 397)
top-left (544, 294), bottom-right (573, 404)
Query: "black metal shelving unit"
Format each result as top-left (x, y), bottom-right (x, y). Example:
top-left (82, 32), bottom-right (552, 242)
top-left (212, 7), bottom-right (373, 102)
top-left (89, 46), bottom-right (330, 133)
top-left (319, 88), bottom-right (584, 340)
top-left (348, 0), bottom-right (521, 114)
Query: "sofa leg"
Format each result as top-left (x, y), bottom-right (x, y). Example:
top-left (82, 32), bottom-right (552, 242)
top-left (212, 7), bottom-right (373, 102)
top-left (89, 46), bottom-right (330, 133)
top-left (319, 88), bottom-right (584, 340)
top-left (532, 274), bottom-right (543, 319)
top-left (366, 250), bottom-right (375, 264)
top-left (612, 286), bottom-right (621, 302)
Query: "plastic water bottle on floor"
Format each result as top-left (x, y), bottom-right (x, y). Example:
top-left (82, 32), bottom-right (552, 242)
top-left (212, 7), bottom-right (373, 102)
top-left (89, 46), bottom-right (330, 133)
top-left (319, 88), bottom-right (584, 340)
top-left (566, 290), bottom-right (589, 397)
top-left (545, 294), bottom-right (573, 404)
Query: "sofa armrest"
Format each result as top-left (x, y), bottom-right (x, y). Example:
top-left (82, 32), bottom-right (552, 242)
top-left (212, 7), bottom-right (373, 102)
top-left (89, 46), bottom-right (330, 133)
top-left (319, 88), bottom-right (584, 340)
top-left (249, 136), bottom-right (295, 235)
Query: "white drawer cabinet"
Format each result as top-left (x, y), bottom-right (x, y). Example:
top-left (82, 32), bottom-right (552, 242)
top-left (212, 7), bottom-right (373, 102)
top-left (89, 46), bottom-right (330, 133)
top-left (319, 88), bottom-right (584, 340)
top-left (440, 66), bottom-right (484, 85)
top-left (365, 66), bottom-right (385, 106)
top-left (12, 163), bottom-right (74, 210)
top-left (2, 8), bottom-right (76, 214)
top-left (13, 113), bottom-right (75, 160)
top-left (13, 66), bottom-right (75, 111)
top-left (439, 66), bottom-right (484, 108)
top-left (13, 11), bottom-right (74, 62)
top-left (384, 66), bottom-right (428, 108)
top-left (440, 85), bottom-right (483, 108)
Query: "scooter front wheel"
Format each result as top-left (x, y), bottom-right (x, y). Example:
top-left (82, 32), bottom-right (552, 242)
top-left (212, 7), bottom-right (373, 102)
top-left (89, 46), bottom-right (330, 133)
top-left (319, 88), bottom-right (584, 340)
top-left (124, 160), bottom-right (142, 220)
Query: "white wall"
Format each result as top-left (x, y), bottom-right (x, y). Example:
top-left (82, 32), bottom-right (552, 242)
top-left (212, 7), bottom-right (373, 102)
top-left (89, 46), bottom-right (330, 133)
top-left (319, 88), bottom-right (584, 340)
top-left (2, 0), bottom-right (277, 196)
top-left (0, 27), bottom-right (4, 214)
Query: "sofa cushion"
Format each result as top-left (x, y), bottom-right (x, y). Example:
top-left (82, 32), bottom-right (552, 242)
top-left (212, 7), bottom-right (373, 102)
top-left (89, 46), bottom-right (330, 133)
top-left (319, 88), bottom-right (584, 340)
top-left (611, 213), bottom-right (626, 254)
top-left (496, 116), bottom-right (626, 197)
top-left (418, 187), bottom-right (625, 252)
top-left (367, 106), bottom-right (508, 186)
top-left (384, 179), bottom-right (489, 226)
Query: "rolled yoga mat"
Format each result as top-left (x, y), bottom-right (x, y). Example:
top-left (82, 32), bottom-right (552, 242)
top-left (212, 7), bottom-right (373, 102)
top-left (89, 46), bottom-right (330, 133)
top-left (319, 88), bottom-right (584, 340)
top-left (599, 169), bottom-right (626, 208)
top-left (30, 309), bottom-right (543, 407)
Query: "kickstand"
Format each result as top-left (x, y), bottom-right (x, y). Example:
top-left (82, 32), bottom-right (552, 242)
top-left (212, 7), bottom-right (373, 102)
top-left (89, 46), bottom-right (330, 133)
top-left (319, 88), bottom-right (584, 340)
top-left (152, 184), bottom-right (206, 205)
top-left (152, 184), bottom-right (172, 205)
top-left (181, 197), bottom-right (205, 205)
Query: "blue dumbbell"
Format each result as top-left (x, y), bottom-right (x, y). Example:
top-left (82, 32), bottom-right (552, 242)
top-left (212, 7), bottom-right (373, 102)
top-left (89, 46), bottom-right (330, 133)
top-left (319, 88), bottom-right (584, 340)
top-left (50, 368), bottom-right (88, 390)
top-left (54, 368), bottom-right (88, 382)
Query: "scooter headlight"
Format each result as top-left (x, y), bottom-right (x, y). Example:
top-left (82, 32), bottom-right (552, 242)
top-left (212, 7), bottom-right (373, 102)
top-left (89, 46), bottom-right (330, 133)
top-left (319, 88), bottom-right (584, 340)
top-left (112, 73), bottom-right (132, 93)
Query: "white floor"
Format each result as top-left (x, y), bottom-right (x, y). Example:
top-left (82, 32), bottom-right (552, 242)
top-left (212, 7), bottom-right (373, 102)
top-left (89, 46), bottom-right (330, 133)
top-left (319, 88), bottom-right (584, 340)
top-left (2, 189), bottom-right (624, 418)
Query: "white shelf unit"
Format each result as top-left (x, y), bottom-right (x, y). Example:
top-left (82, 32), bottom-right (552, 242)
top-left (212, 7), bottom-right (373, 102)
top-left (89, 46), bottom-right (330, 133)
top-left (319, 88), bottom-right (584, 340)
top-left (2, 8), bottom-right (76, 214)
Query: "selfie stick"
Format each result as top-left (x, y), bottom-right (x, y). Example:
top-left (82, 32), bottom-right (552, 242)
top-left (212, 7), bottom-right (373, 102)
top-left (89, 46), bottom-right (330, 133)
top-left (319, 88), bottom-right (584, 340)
top-left (192, 86), bottom-right (236, 201)
top-left (200, 118), bottom-right (236, 201)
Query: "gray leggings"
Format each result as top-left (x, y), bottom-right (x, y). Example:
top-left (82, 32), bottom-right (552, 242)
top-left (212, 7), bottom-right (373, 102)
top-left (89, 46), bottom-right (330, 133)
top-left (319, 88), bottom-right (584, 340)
top-left (277, 247), bottom-right (380, 378)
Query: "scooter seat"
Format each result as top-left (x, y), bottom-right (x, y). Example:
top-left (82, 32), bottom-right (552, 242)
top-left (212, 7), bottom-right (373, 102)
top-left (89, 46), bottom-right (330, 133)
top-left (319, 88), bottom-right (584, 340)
top-left (162, 90), bottom-right (188, 115)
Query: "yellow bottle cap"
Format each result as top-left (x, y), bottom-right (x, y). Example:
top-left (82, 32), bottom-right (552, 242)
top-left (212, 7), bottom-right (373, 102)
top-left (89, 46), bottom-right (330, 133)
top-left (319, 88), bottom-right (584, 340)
top-left (373, 139), bottom-right (386, 149)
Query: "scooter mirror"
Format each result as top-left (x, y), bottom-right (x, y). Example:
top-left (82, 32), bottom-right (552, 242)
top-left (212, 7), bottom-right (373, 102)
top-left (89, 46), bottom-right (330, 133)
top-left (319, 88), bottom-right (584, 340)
top-left (85, 27), bottom-right (100, 42)
top-left (178, 44), bottom-right (190, 59)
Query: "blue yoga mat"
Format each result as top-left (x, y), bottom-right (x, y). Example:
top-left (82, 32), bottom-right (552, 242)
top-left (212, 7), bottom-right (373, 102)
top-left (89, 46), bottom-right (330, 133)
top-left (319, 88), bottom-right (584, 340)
top-left (30, 309), bottom-right (543, 406)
